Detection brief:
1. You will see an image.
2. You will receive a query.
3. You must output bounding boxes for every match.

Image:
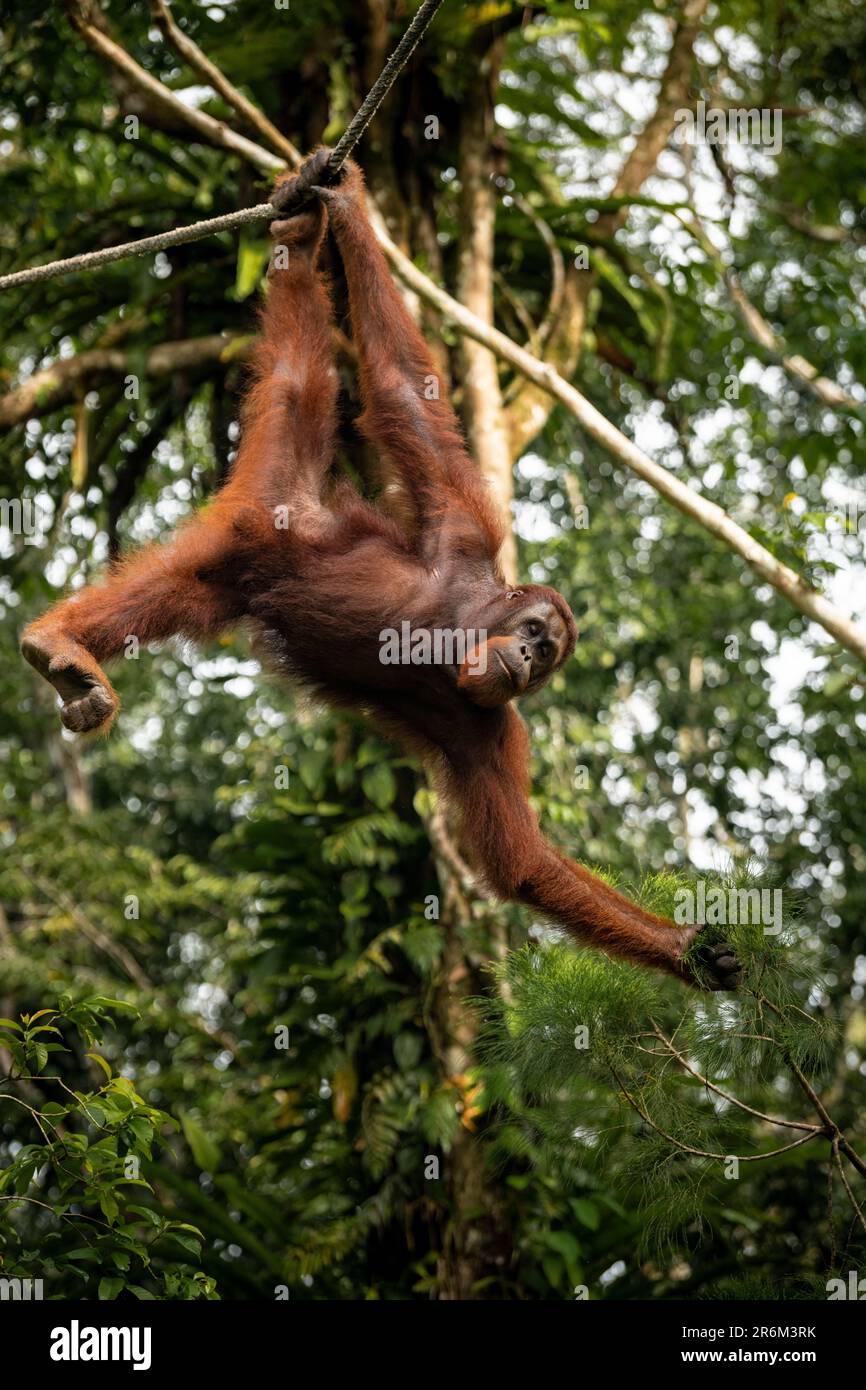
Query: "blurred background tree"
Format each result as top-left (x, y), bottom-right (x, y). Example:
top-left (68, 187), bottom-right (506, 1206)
top-left (1, 0), bottom-right (865, 1299)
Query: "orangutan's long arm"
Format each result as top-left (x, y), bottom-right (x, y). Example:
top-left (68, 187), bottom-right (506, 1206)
top-left (443, 708), bottom-right (739, 988)
top-left (20, 509), bottom-right (251, 733)
top-left (314, 157), bottom-right (504, 557)
top-left (20, 163), bottom-right (338, 735)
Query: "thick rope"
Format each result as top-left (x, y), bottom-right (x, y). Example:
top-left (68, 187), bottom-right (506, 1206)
top-left (0, 0), bottom-right (445, 293)
top-left (327, 0), bottom-right (444, 176)
top-left (0, 205), bottom-right (276, 292)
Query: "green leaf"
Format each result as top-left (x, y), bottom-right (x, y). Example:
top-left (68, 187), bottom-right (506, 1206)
top-left (361, 764), bottom-right (396, 810)
top-left (298, 749), bottom-right (329, 793)
top-left (128, 1116), bottom-right (154, 1146)
top-left (234, 234), bottom-right (270, 300)
top-left (180, 1113), bottom-right (221, 1173)
top-left (572, 1198), bottom-right (600, 1231)
top-left (98, 1276), bottom-right (125, 1300)
top-left (84, 997), bottom-right (140, 1016)
top-left (127, 1205), bottom-right (162, 1227)
top-left (86, 1051), bottom-right (113, 1080)
top-left (543, 1229), bottom-right (581, 1262)
top-left (99, 1192), bottom-right (120, 1223)
top-left (393, 1031), bottom-right (423, 1070)
top-left (168, 1231), bottom-right (203, 1257)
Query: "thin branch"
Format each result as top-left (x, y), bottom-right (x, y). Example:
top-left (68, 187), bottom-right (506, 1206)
top-left (506, 0), bottom-right (708, 458)
top-left (28, 872), bottom-right (152, 992)
top-left (0, 1090), bottom-right (57, 1145)
top-left (758, 994), bottom-right (866, 1181)
top-left (610, 1064), bottom-right (821, 1163)
top-left (511, 192), bottom-right (565, 355)
top-left (147, 0), bottom-right (301, 165)
top-left (770, 203), bottom-right (860, 245)
top-left (0, 334), bottom-right (249, 426)
top-left (67, 0), bottom-right (283, 172)
top-left (726, 267), bottom-right (861, 411)
top-left (832, 1136), bottom-right (866, 1238)
top-left (0, 1193), bottom-right (112, 1229)
top-left (603, 0), bottom-right (710, 220)
top-left (676, 207), bottom-right (862, 414)
top-left (494, 268), bottom-right (538, 343)
top-left (648, 1022), bottom-right (822, 1134)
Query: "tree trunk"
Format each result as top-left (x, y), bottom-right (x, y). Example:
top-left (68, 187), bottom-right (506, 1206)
top-left (432, 909), bottom-right (512, 1299)
top-left (456, 37), bottom-right (516, 582)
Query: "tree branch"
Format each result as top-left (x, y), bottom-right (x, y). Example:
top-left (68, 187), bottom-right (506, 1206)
top-left (67, 0), bottom-right (283, 172)
top-left (757, 995), bottom-right (866, 1181)
top-left (832, 1137), bottom-right (866, 1238)
top-left (146, 0), bottom-right (301, 166)
top-left (727, 271), bottom-right (860, 410)
top-left (649, 1022), bottom-right (822, 1134)
top-left (603, 0), bottom-right (709, 222)
top-left (682, 217), bottom-right (862, 412)
top-left (381, 230), bottom-right (866, 664)
top-left (510, 192), bottom-right (565, 358)
top-left (28, 872), bottom-right (151, 993)
top-left (770, 203), bottom-right (861, 246)
top-left (0, 334), bottom-right (248, 427)
top-left (505, 0), bottom-right (709, 458)
top-left (610, 1063), bottom-right (821, 1163)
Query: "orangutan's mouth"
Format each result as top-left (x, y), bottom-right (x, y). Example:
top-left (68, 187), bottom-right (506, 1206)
top-left (495, 650), bottom-right (517, 686)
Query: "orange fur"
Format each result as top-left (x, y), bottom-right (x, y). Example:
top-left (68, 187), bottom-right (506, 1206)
top-left (21, 152), bottom-right (729, 988)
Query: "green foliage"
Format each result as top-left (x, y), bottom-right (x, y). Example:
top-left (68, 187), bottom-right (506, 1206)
top-left (0, 999), bottom-right (215, 1299)
top-left (477, 866), bottom-right (862, 1289)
